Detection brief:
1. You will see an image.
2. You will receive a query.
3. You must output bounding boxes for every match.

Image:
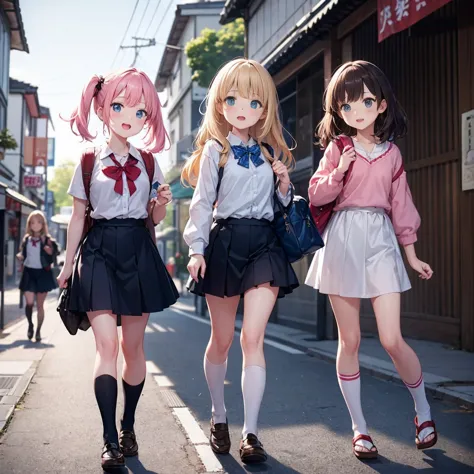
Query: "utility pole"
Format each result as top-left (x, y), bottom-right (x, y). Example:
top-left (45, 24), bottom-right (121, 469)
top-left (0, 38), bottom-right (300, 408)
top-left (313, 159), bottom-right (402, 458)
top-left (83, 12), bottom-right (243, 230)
top-left (120, 37), bottom-right (184, 67)
top-left (121, 37), bottom-right (156, 67)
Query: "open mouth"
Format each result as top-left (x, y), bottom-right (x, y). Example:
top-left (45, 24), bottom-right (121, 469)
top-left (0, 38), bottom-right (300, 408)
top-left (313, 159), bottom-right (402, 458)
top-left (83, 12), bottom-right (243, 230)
top-left (237, 116), bottom-right (246, 121)
top-left (122, 123), bottom-right (131, 130)
top-left (356, 119), bottom-right (364, 123)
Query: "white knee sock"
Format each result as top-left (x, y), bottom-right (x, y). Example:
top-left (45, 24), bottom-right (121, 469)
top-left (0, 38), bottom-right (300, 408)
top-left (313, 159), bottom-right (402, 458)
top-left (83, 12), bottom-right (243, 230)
top-left (242, 365), bottom-right (266, 438)
top-left (338, 371), bottom-right (373, 449)
top-left (204, 356), bottom-right (227, 424)
top-left (404, 374), bottom-right (433, 440)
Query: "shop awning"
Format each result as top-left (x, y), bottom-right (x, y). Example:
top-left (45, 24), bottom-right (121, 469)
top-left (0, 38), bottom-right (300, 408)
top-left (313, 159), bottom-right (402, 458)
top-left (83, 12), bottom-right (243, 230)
top-left (170, 180), bottom-right (194, 200)
top-left (51, 214), bottom-right (70, 226)
top-left (6, 188), bottom-right (37, 208)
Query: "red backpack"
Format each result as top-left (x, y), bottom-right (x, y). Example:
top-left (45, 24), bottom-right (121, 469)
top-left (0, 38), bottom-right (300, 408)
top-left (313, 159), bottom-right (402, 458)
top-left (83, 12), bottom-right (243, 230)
top-left (81, 148), bottom-right (157, 239)
top-left (309, 136), bottom-right (405, 234)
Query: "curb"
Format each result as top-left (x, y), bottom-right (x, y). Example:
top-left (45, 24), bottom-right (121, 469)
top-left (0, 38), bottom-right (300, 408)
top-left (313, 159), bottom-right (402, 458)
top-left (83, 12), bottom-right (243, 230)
top-left (260, 332), bottom-right (474, 411)
top-left (0, 365), bottom-right (37, 434)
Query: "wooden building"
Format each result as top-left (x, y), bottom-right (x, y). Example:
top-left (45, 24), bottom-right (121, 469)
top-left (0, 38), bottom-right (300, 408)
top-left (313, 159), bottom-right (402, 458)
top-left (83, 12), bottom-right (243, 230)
top-left (221, 0), bottom-right (474, 351)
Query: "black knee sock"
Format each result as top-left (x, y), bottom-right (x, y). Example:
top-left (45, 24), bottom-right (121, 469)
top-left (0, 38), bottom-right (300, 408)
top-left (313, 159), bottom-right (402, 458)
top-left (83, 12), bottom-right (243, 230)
top-left (94, 375), bottom-right (118, 445)
top-left (121, 378), bottom-right (145, 432)
top-left (25, 304), bottom-right (33, 326)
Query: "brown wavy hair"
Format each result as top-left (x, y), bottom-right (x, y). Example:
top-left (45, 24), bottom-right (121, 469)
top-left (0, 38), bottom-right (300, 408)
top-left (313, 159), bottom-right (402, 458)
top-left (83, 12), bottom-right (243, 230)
top-left (316, 60), bottom-right (407, 149)
top-left (181, 58), bottom-right (295, 187)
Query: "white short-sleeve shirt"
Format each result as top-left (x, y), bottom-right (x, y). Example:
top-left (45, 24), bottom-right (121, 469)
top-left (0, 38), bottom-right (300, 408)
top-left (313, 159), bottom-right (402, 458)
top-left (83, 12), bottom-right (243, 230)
top-left (68, 144), bottom-right (165, 220)
top-left (24, 238), bottom-right (42, 269)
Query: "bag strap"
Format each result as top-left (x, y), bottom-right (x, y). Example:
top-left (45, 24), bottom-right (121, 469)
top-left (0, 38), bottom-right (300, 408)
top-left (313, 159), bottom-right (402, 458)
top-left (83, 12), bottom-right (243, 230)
top-left (81, 148), bottom-right (96, 202)
top-left (138, 149), bottom-right (155, 186)
top-left (334, 135), bottom-right (355, 185)
top-left (392, 162), bottom-right (405, 182)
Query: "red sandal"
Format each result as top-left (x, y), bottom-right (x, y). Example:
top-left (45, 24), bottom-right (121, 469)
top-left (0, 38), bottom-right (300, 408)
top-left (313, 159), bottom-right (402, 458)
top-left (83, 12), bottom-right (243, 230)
top-left (352, 434), bottom-right (378, 459)
top-left (415, 416), bottom-right (438, 450)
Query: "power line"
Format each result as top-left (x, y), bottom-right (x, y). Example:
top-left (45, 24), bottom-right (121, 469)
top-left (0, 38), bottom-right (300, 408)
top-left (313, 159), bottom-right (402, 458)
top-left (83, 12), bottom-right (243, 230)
top-left (152, 0), bottom-right (175, 38)
top-left (110, 0), bottom-right (141, 69)
top-left (135, 0), bottom-right (152, 36)
top-left (144, 0), bottom-right (163, 37)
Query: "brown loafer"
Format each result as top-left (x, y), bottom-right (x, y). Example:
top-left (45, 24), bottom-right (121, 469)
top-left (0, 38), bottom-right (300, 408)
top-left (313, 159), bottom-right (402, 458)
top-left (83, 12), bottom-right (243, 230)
top-left (210, 418), bottom-right (231, 454)
top-left (101, 442), bottom-right (125, 469)
top-left (119, 429), bottom-right (139, 457)
top-left (239, 433), bottom-right (267, 464)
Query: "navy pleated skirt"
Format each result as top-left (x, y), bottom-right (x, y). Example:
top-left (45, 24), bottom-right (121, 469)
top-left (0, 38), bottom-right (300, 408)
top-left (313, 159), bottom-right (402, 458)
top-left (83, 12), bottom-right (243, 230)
top-left (69, 218), bottom-right (178, 325)
top-left (188, 218), bottom-right (299, 299)
top-left (19, 266), bottom-right (57, 293)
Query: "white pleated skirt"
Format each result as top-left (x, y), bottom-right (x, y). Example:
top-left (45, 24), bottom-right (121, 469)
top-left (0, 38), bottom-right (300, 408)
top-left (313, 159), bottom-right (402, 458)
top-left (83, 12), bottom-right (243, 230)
top-left (305, 207), bottom-right (411, 298)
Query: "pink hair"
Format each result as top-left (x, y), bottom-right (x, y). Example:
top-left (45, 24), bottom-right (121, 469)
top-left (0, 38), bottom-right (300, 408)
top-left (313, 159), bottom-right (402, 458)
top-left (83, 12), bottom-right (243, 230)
top-left (63, 68), bottom-right (168, 153)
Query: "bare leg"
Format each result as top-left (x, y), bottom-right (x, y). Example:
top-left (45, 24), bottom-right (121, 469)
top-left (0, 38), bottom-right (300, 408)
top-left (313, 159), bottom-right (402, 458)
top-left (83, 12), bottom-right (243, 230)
top-left (120, 313), bottom-right (150, 433)
top-left (372, 293), bottom-right (434, 444)
top-left (240, 283), bottom-right (278, 438)
top-left (329, 295), bottom-right (375, 454)
top-left (88, 311), bottom-right (119, 445)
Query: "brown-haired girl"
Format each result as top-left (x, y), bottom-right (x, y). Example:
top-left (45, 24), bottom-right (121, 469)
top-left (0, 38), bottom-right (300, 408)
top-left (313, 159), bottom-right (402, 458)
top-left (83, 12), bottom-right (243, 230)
top-left (306, 61), bottom-right (437, 458)
top-left (17, 210), bottom-right (58, 342)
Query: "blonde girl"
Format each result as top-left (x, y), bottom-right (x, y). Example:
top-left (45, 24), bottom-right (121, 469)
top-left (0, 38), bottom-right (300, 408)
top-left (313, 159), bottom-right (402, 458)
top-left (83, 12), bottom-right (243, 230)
top-left (182, 58), bottom-right (297, 464)
top-left (17, 210), bottom-right (58, 342)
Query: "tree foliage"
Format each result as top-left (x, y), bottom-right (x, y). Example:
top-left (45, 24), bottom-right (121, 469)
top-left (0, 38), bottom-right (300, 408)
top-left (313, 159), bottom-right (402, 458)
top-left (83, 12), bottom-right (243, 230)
top-left (185, 19), bottom-right (245, 88)
top-left (48, 161), bottom-right (75, 213)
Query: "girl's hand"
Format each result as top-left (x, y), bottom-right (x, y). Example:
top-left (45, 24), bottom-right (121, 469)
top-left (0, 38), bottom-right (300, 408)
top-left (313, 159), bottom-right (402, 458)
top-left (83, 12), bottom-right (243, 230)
top-left (272, 160), bottom-right (290, 184)
top-left (337, 146), bottom-right (356, 173)
top-left (16, 253), bottom-right (24, 262)
top-left (187, 254), bottom-right (206, 283)
top-left (57, 262), bottom-right (74, 289)
top-left (408, 258), bottom-right (433, 280)
top-left (44, 245), bottom-right (53, 255)
top-left (150, 184), bottom-right (172, 207)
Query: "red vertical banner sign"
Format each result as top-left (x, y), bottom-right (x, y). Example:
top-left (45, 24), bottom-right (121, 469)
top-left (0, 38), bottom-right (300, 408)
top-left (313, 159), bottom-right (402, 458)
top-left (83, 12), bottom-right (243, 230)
top-left (24, 137), bottom-right (49, 167)
top-left (377, 0), bottom-right (453, 42)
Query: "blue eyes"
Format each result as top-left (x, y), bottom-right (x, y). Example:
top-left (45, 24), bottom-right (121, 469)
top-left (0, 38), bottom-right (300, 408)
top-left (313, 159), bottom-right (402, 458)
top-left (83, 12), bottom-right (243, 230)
top-left (341, 98), bottom-right (376, 112)
top-left (250, 100), bottom-right (262, 109)
top-left (111, 103), bottom-right (147, 119)
top-left (224, 97), bottom-right (263, 109)
top-left (364, 98), bottom-right (375, 108)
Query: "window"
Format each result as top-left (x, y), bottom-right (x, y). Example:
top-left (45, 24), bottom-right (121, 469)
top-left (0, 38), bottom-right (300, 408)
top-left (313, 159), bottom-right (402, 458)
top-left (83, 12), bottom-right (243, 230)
top-left (277, 79), bottom-right (296, 150)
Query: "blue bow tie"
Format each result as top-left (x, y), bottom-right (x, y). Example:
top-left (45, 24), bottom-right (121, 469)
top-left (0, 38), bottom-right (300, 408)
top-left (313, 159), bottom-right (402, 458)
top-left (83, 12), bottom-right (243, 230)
top-left (231, 144), bottom-right (264, 168)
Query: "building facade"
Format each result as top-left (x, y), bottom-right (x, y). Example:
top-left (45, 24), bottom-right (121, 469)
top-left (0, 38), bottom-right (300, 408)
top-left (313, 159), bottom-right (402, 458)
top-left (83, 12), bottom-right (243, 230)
top-left (155, 1), bottom-right (225, 262)
top-left (221, 0), bottom-right (474, 351)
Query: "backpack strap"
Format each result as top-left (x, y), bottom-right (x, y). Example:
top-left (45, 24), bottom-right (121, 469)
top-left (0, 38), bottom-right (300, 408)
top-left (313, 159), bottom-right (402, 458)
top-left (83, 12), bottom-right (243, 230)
top-left (333, 135), bottom-right (355, 185)
top-left (139, 149), bottom-right (155, 186)
top-left (81, 148), bottom-right (96, 202)
top-left (392, 162), bottom-right (405, 182)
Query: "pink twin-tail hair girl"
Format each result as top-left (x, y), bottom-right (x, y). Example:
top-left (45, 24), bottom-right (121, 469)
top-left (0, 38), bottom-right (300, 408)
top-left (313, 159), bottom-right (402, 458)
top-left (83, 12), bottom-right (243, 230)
top-left (64, 67), bottom-right (168, 153)
top-left (58, 68), bottom-right (177, 470)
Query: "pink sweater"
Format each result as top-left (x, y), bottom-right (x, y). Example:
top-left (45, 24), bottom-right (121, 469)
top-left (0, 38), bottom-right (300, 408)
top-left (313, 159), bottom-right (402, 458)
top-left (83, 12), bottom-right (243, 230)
top-left (308, 141), bottom-right (420, 245)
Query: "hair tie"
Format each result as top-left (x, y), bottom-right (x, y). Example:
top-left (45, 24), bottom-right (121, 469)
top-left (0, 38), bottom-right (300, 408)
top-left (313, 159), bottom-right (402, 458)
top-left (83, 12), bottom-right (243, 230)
top-left (94, 76), bottom-right (105, 97)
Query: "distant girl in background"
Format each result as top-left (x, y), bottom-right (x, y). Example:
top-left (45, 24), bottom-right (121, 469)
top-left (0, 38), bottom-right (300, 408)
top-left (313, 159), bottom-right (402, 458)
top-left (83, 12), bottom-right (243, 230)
top-left (306, 61), bottom-right (437, 459)
top-left (182, 58), bottom-right (297, 464)
top-left (58, 68), bottom-right (178, 469)
top-left (17, 210), bottom-right (58, 342)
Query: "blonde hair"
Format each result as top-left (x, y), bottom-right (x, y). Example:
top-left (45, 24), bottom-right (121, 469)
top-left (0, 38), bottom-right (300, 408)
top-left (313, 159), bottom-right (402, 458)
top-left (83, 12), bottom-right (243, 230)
top-left (25, 210), bottom-right (50, 239)
top-left (181, 58), bottom-right (295, 187)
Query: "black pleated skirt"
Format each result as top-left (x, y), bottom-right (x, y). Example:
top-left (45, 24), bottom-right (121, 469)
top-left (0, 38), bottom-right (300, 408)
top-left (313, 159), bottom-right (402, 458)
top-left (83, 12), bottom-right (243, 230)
top-left (69, 218), bottom-right (178, 324)
top-left (19, 266), bottom-right (58, 293)
top-left (188, 218), bottom-right (299, 299)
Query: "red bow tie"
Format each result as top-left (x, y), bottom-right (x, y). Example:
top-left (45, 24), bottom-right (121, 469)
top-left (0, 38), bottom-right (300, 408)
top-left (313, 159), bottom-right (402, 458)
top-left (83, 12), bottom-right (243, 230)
top-left (31, 238), bottom-right (40, 247)
top-left (102, 154), bottom-right (141, 196)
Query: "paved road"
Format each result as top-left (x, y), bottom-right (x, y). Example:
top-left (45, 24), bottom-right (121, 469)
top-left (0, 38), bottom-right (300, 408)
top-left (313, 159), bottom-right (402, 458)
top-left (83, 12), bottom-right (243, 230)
top-left (0, 301), bottom-right (473, 473)
top-left (145, 305), bottom-right (474, 474)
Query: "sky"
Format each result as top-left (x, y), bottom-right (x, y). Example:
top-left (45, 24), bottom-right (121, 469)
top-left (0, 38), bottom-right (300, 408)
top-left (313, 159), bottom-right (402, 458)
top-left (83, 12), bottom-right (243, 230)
top-left (10, 0), bottom-right (181, 174)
